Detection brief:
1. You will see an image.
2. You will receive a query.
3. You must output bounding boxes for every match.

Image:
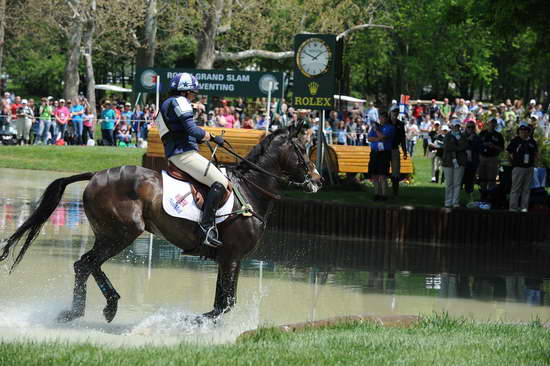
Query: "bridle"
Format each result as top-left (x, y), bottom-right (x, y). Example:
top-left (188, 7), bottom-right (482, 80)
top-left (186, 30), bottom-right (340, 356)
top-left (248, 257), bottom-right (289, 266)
top-left (217, 138), bottom-right (313, 189)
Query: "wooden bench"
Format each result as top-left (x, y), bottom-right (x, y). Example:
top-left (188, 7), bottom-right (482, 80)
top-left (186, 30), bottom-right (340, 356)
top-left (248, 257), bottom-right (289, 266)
top-left (145, 126), bottom-right (266, 166)
top-left (309, 145), bottom-right (413, 175)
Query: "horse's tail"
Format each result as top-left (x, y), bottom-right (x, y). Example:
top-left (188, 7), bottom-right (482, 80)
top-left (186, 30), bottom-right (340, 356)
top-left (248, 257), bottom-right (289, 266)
top-left (0, 172), bottom-right (95, 272)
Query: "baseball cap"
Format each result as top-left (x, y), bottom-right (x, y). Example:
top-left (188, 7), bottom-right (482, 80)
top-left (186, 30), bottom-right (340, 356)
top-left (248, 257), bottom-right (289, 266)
top-left (441, 125), bottom-right (450, 131)
top-left (519, 121), bottom-right (530, 130)
top-left (59, 98), bottom-right (65, 103)
top-left (391, 99), bottom-right (397, 104)
top-left (21, 99), bottom-right (28, 104)
top-left (104, 100), bottom-right (111, 105)
top-left (125, 102), bottom-right (131, 106)
top-left (451, 119), bottom-right (461, 126)
top-left (529, 99), bottom-right (536, 105)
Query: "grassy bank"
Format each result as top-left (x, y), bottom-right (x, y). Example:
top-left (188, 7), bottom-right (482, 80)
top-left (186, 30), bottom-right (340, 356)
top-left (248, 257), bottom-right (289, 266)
top-left (0, 145), bottom-right (144, 172)
top-left (1, 315), bottom-right (549, 365)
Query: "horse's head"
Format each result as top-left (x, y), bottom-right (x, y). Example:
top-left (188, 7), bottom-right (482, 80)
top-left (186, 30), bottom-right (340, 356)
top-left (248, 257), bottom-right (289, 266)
top-left (279, 123), bottom-right (323, 193)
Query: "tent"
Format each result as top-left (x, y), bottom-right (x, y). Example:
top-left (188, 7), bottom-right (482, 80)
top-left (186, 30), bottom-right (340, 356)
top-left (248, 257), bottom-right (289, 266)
top-left (334, 95), bottom-right (366, 104)
top-left (95, 84), bottom-right (133, 93)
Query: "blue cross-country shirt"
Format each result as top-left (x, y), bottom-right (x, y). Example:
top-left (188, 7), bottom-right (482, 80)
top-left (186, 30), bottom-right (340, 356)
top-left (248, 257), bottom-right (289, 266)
top-left (158, 96), bottom-right (206, 157)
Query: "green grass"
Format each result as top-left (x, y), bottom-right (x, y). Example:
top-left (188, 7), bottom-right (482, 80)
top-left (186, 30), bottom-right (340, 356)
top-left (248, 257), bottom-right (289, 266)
top-left (1, 314), bottom-right (550, 365)
top-left (0, 145), bottom-right (144, 172)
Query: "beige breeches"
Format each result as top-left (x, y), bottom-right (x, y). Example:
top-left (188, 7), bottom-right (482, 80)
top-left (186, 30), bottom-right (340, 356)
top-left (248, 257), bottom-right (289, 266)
top-left (169, 150), bottom-right (229, 188)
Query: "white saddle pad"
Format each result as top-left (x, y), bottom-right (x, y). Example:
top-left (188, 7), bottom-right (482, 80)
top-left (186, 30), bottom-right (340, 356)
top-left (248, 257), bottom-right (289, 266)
top-left (161, 171), bottom-right (234, 224)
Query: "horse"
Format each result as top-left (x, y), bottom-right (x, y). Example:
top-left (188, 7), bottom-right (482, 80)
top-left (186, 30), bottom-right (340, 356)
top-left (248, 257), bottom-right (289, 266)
top-left (0, 126), bottom-right (322, 323)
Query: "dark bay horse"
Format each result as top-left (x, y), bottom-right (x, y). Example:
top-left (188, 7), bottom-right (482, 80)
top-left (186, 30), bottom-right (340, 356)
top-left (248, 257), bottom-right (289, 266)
top-left (0, 127), bottom-right (322, 323)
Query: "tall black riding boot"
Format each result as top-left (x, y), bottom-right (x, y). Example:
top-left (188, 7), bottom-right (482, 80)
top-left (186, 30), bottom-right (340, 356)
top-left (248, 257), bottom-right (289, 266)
top-left (199, 182), bottom-right (226, 248)
top-left (391, 177), bottom-right (400, 196)
top-left (435, 170), bottom-right (440, 184)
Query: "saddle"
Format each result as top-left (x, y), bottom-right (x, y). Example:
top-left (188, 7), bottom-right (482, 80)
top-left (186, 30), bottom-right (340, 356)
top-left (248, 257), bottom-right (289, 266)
top-left (166, 162), bottom-right (232, 210)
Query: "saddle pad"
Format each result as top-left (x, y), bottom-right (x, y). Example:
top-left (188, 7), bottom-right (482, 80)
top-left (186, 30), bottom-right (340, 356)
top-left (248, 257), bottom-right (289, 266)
top-left (161, 171), bottom-right (234, 224)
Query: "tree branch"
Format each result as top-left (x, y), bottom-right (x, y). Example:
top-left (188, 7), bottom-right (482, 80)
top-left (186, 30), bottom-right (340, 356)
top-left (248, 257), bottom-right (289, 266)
top-left (336, 23), bottom-right (393, 41)
top-left (215, 49), bottom-right (294, 61)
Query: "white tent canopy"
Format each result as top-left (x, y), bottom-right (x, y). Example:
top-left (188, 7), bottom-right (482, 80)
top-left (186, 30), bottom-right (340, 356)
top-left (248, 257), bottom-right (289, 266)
top-left (334, 95), bottom-right (366, 103)
top-left (95, 84), bottom-right (132, 93)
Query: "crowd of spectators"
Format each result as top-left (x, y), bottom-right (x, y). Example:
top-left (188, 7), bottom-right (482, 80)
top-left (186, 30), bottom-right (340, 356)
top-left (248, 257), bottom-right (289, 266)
top-left (1, 91), bottom-right (548, 211)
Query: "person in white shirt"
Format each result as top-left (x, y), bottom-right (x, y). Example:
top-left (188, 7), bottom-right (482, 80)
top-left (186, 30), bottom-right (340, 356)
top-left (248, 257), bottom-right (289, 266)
top-left (419, 115), bottom-right (433, 157)
top-left (405, 120), bottom-right (420, 158)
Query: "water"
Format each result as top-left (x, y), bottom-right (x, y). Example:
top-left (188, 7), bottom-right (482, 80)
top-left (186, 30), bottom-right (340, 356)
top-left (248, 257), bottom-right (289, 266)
top-left (1, 167), bottom-right (550, 346)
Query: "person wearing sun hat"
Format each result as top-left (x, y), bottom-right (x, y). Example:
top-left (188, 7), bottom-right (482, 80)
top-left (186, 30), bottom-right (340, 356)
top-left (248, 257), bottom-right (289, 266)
top-left (506, 122), bottom-right (538, 212)
top-left (100, 100), bottom-right (116, 146)
top-left (441, 119), bottom-right (468, 208)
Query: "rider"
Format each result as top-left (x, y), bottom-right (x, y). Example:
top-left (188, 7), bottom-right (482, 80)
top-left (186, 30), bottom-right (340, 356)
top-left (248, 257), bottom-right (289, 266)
top-left (158, 72), bottom-right (228, 248)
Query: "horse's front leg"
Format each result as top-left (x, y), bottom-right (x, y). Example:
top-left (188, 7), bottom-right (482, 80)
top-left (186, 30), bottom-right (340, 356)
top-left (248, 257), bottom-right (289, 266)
top-left (203, 259), bottom-right (241, 318)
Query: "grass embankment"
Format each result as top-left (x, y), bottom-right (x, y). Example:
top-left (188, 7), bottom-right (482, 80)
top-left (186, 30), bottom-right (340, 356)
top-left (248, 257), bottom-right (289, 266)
top-left (1, 315), bottom-right (549, 365)
top-left (0, 145), bottom-right (144, 172)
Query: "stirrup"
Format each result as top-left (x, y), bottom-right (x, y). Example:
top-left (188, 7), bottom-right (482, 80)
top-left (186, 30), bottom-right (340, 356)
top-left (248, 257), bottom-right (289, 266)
top-left (200, 225), bottom-right (223, 248)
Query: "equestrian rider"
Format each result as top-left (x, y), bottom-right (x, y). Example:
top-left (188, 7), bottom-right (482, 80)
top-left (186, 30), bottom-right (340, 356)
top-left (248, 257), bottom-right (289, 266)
top-left (157, 72), bottom-right (229, 248)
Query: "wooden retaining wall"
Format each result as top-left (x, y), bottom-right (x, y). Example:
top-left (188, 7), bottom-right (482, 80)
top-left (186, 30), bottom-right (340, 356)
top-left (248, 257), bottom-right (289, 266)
top-left (267, 198), bottom-right (550, 245)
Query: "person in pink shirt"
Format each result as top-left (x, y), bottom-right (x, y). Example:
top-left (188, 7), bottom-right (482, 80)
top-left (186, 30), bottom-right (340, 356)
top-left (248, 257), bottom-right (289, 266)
top-left (223, 106), bottom-right (235, 128)
top-left (54, 99), bottom-right (70, 143)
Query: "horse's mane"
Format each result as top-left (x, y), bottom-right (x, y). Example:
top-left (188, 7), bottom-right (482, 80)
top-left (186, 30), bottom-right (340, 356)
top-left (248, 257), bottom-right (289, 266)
top-left (235, 128), bottom-right (289, 172)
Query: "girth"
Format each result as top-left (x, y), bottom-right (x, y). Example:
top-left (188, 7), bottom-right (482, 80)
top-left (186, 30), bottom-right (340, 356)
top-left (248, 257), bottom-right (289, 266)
top-left (166, 162), bottom-right (232, 210)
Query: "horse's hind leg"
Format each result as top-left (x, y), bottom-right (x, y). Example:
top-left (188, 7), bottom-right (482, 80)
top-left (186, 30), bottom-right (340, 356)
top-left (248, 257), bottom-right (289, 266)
top-left (57, 234), bottom-right (139, 323)
top-left (57, 248), bottom-right (99, 322)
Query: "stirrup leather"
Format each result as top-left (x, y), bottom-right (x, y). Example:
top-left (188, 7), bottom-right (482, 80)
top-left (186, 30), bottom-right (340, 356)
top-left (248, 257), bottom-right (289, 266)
top-left (200, 224), bottom-right (223, 248)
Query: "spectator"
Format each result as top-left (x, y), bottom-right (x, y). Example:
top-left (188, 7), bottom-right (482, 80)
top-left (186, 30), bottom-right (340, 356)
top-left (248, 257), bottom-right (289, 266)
top-left (428, 99), bottom-right (440, 119)
top-left (54, 99), bottom-right (70, 144)
top-left (412, 103), bottom-right (423, 123)
top-left (462, 121), bottom-right (483, 203)
top-left (255, 113), bottom-right (268, 130)
top-left (428, 122), bottom-right (445, 183)
top-left (455, 99), bottom-right (469, 122)
top-left (405, 120), bottom-right (420, 158)
top-left (223, 106), bottom-right (235, 128)
top-left (270, 113), bottom-right (282, 131)
top-left (115, 120), bottom-right (132, 146)
top-left (10, 96), bottom-right (21, 123)
top-left (365, 102), bottom-right (379, 124)
top-left (336, 120), bottom-right (347, 145)
top-left (214, 107), bottom-right (227, 127)
top-left (131, 104), bottom-right (145, 143)
top-left (233, 111), bottom-right (241, 129)
top-left (367, 112), bottom-right (395, 201)
top-left (15, 99), bottom-right (34, 145)
top-left (70, 97), bottom-right (85, 145)
top-left (419, 114), bottom-right (433, 157)
top-left (389, 107), bottom-right (407, 196)
top-left (440, 98), bottom-right (452, 121)
top-left (242, 115), bottom-right (254, 129)
top-left (507, 123), bottom-right (538, 212)
top-left (442, 120), bottom-right (468, 208)
top-left (478, 118), bottom-right (504, 200)
top-left (28, 99), bottom-right (39, 144)
top-left (82, 105), bottom-right (94, 145)
top-left (36, 97), bottom-right (53, 145)
top-left (100, 100), bottom-right (116, 146)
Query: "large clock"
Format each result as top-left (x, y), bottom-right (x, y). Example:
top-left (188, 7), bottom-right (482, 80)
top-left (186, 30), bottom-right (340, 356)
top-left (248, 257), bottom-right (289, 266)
top-left (296, 38), bottom-right (332, 78)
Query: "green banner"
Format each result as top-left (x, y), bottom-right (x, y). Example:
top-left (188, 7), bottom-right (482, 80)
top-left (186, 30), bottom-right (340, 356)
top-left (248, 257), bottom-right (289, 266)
top-left (292, 34), bottom-right (338, 110)
top-left (134, 68), bottom-right (283, 97)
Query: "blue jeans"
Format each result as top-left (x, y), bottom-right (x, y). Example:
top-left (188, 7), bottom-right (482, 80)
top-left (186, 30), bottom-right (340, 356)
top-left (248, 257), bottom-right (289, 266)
top-left (407, 140), bottom-right (416, 158)
top-left (57, 123), bottom-right (67, 141)
top-left (72, 120), bottom-right (83, 145)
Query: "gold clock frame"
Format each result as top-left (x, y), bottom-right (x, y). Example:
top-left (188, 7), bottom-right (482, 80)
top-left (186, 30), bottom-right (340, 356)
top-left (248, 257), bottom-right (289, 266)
top-left (296, 37), bottom-right (332, 78)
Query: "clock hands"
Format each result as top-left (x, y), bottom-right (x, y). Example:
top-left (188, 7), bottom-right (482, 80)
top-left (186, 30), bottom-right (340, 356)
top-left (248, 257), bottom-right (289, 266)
top-left (311, 50), bottom-right (327, 61)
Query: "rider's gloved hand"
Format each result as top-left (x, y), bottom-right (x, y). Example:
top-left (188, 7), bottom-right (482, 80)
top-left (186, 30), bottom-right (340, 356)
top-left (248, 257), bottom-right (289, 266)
top-left (212, 134), bottom-right (224, 146)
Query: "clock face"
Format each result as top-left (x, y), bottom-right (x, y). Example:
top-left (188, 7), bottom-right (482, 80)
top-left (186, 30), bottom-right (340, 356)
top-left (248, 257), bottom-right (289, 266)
top-left (296, 38), bottom-right (331, 78)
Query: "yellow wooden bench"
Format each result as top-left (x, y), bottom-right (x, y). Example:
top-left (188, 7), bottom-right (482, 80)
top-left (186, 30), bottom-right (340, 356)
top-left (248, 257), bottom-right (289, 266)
top-left (146, 126), bottom-right (266, 164)
top-left (310, 145), bottom-right (413, 175)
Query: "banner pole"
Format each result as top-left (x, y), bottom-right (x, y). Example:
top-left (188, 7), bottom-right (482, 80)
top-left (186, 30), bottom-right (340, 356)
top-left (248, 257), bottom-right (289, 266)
top-left (155, 76), bottom-right (160, 114)
top-left (266, 81), bottom-right (273, 132)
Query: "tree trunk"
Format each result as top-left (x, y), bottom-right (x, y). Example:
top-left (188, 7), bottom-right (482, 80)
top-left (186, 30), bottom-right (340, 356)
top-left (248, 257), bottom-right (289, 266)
top-left (196, 0), bottom-right (225, 69)
top-left (143, 0), bottom-right (157, 67)
top-left (83, 0), bottom-right (96, 120)
top-left (63, 1), bottom-right (83, 100)
top-left (0, 0), bottom-right (6, 75)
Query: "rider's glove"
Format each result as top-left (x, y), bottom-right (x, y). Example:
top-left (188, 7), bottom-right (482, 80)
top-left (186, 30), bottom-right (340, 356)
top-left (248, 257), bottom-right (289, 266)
top-left (212, 134), bottom-right (224, 146)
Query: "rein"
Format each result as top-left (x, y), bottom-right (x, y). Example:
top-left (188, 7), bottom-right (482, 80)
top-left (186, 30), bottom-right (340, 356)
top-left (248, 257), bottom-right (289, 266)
top-left (217, 143), bottom-right (311, 189)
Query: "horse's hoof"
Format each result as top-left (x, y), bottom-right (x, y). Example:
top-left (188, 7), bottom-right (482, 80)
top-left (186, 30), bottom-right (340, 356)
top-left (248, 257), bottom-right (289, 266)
top-left (103, 300), bottom-right (118, 323)
top-left (56, 309), bottom-right (83, 323)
